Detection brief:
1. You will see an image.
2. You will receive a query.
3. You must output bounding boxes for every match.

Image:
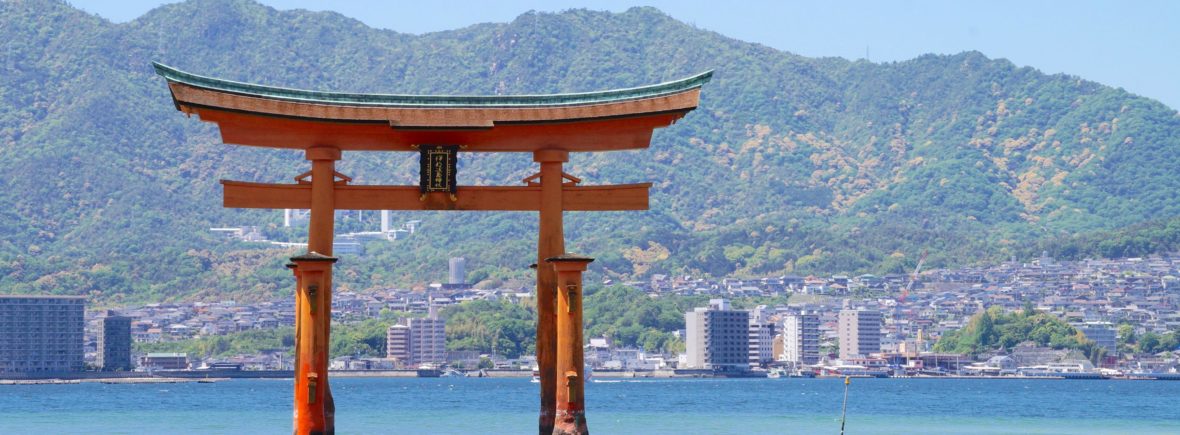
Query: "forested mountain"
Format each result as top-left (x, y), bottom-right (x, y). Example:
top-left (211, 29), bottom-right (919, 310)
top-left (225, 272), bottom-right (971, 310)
top-left (2, 0), bottom-right (1179, 303)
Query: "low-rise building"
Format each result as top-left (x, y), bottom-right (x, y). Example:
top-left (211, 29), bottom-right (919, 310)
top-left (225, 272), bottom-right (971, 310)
top-left (140, 353), bottom-right (189, 370)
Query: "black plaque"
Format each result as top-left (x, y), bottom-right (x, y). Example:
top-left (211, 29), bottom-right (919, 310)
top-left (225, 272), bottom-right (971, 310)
top-left (418, 145), bottom-right (459, 194)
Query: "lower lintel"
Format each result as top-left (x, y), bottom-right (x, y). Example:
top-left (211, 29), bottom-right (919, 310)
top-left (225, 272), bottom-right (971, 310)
top-left (220, 180), bottom-right (649, 211)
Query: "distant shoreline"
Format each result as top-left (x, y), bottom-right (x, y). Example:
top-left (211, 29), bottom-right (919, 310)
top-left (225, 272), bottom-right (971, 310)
top-left (0, 377), bottom-right (229, 385)
top-left (4, 369), bottom-right (1179, 382)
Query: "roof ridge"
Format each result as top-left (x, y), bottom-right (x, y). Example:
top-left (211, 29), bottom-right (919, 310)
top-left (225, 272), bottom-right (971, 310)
top-left (153, 62), bottom-right (711, 108)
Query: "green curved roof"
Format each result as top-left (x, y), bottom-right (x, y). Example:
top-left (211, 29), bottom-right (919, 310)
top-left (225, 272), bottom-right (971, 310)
top-left (154, 62), bottom-right (711, 108)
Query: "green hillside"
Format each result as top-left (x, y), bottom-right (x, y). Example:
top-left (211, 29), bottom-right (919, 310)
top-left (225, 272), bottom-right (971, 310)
top-left (2, 0), bottom-right (1179, 303)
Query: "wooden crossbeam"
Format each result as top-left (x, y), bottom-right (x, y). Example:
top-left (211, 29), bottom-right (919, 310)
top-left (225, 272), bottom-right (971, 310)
top-left (220, 180), bottom-right (650, 211)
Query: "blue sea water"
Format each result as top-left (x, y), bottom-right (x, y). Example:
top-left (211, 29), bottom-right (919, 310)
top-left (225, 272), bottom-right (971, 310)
top-left (1, 377), bottom-right (1178, 434)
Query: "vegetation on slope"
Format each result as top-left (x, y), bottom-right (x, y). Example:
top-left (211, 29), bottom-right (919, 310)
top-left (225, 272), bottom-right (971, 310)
top-left (934, 305), bottom-right (1105, 362)
top-left (2, 0), bottom-right (1180, 302)
top-left (1116, 324), bottom-right (1180, 355)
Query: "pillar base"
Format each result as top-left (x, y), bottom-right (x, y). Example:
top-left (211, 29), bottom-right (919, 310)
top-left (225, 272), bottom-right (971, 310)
top-left (539, 411), bottom-right (555, 435)
top-left (553, 409), bottom-right (588, 435)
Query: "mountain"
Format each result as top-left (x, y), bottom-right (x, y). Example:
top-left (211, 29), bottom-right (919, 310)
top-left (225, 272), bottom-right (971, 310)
top-left (2, 0), bottom-right (1179, 303)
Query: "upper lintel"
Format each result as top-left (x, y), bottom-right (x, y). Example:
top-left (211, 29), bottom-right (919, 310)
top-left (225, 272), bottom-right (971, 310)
top-left (153, 62), bottom-right (711, 109)
top-left (153, 63), bottom-right (710, 151)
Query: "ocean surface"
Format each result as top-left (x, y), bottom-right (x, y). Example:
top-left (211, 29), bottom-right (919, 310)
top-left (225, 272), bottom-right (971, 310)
top-left (1, 377), bottom-right (1178, 434)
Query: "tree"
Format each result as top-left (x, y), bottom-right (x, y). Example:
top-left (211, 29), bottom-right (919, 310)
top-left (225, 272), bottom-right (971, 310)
top-left (478, 357), bottom-right (495, 370)
top-left (1137, 333), bottom-right (1161, 354)
top-left (935, 306), bottom-right (1096, 357)
top-left (1117, 324), bottom-right (1136, 354)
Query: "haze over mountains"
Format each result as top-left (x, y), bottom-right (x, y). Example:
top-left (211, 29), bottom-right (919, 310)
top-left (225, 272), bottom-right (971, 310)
top-left (2, 0), bottom-right (1179, 303)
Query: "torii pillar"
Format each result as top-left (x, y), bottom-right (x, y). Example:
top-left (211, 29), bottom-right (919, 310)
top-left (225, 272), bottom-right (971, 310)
top-left (548, 254), bottom-right (594, 435)
top-left (289, 251), bottom-right (337, 434)
top-left (534, 149), bottom-right (566, 434)
top-left (291, 146), bottom-right (341, 435)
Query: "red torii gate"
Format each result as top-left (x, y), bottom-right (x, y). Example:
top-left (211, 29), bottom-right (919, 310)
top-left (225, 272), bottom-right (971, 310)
top-left (155, 63), bottom-right (708, 435)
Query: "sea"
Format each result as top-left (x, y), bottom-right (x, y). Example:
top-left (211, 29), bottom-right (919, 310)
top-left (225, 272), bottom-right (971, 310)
top-left (1, 377), bottom-right (1178, 434)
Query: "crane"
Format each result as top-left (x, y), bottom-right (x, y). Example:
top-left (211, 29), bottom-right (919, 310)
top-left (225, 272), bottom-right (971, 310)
top-left (899, 250), bottom-right (927, 303)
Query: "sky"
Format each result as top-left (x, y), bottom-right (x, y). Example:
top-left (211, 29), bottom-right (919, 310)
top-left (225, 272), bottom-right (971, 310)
top-left (68, 0), bottom-right (1180, 110)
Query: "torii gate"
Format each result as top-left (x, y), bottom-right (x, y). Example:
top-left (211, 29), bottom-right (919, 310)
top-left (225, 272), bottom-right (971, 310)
top-left (155, 63), bottom-right (709, 435)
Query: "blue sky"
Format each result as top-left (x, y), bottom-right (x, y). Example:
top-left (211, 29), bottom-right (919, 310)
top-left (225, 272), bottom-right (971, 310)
top-left (69, 0), bottom-right (1180, 110)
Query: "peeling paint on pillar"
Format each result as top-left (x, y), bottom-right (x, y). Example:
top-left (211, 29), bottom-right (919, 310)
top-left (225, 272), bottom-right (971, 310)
top-left (548, 254), bottom-right (593, 435)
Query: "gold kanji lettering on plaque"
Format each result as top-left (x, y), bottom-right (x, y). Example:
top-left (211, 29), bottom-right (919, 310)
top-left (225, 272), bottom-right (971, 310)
top-left (419, 145), bottom-right (458, 194)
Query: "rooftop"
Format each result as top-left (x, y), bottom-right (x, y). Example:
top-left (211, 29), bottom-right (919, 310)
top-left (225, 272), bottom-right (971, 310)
top-left (154, 63), bottom-right (711, 109)
top-left (0, 294), bottom-right (87, 300)
top-left (155, 63), bottom-right (711, 150)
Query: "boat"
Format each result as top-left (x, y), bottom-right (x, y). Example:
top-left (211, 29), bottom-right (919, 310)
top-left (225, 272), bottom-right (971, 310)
top-left (415, 364), bottom-right (442, 378)
top-left (837, 369), bottom-right (890, 378)
top-left (1018, 363), bottom-right (1107, 379)
top-left (440, 369), bottom-right (467, 378)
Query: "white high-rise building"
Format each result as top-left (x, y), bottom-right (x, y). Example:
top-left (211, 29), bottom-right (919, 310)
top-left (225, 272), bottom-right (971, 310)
top-left (684, 299), bottom-right (749, 372)
top-left (748, 320), bottom-right (776, 366)
top-left (747, 306), bottom-right (775, 367)
top-left (782, 313), bottom-right (820, 365)
top-left (386, 324), bottom-right (411, 364)
top-left (448, 257), bottom-right (466, 286)
top-left (386, 311), bottom-right (447, 367)
top-left (410, 316), bottom-right (446, 365)
top-left (838, 309), bottom-right (881, 360)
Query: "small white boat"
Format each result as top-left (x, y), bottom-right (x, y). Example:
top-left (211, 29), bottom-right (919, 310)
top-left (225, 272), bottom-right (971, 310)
top-left (440, 369), bottom-right (467, 377)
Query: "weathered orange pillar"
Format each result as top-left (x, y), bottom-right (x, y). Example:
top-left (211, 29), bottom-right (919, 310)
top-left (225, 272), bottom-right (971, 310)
top-left (548, 254), bottom-right (593, 435)
top-left (535, 149), bottom-right (567, 435)
top-left (290, 252), bottom-right (337, 435)
top-left (306, 146), bottom-right (339, 254)
top-left (293, 146), bottom-right (340, 435)
top-left (286, 261), bottom-right (302, 398)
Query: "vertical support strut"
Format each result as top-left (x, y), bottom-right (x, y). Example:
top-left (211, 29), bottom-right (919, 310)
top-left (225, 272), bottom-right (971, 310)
top-left (534, 149), bottom-right (568, 435)
top-left (290, 252), bottom-right (337, 434)
top-left (286, 262), bottom-right (302, 412)
top-left (306, 146), bottom-right (339, 255)
top-left (548, 255), bottom-right (593, 435)
top-left (293, 146), bottom-right (340, 435)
